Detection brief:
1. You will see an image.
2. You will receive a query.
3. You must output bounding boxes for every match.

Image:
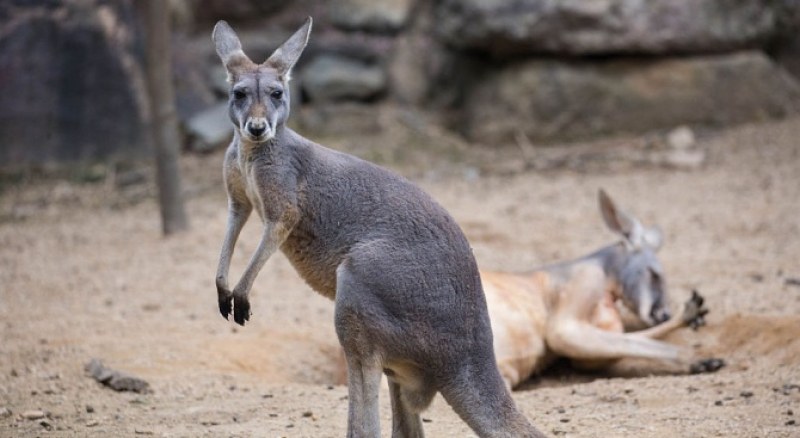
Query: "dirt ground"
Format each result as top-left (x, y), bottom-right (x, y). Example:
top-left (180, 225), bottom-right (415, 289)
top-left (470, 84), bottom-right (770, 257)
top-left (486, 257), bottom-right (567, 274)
top-left (1, 114), bottom-right (799, 437)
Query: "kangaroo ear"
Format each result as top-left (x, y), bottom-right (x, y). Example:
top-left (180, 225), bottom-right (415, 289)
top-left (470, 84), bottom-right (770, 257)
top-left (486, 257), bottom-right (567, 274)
top-left (599, 189), bottom-right (638, 243)
top-left (264, 17), bottom-right (312, 82)
top-left (212, 20), bottom-right (251, 78)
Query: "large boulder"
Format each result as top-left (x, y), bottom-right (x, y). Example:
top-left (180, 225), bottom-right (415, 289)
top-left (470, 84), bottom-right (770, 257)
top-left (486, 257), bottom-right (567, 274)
top-left (329, 0), bottom-right (414, 33)
top-left (461, 51), bottom-right (800, 144)
top-left (0, 0), bottom-right (148, 168)
top-left (190, 0), bottom-right (287, 25)
top-left (436, 0), bottom-right (777, 57)
top-left (387, 1), bottom-right (454, 105)
top-left (771, 0), bottom-right (800, 80)
top-left (300, 54), bottom-right (387, 102)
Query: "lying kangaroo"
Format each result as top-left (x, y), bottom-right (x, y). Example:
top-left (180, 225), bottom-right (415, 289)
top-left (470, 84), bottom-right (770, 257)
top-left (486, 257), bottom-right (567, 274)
top-left (212, 18), bottom-right (545, 438)
top-left (482, 190), bottom-right (723, 389)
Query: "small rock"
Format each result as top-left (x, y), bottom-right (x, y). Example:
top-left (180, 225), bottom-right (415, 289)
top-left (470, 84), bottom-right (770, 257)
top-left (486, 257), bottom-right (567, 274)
top-left (85, 358), bottom-right (151, 393)
top-left (666, 126), bottom-right (696, 150)
top-left (714, 400), bottom-right (723, 406)
top-left (740, 391), bottom-right (754, 398)
top-left (787, 420), bottom-right (797, 426)
top-left (422, 418), bottom-right (432, 423)
top-left (662, 149), bottom-right (706, 170)
top-left (22, 410), bottom-right (46, 420)
top-left (85, 405), bottom-right (95, 413)
top-left (784, 277), bottom-right (800, 287)
top-left (302, 411), bottom-right (313, 418)
top-left (134, 428), bottom-right (154, 435)
top-left (86, 420), bottom-right (99, 427)
top-left (39, 419), bottom-right (53, 430)
top-left (776, 384), bottom-right (800, 395)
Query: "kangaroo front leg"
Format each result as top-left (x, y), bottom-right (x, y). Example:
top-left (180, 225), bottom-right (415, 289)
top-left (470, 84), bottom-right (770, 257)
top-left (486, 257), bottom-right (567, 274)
top-left (630, 290), bottom-right (709, 340)
top-left (216, 201), bottom-right (252, 320)
top-left (547, 318), bottom-right (684, 362)
top-left (229, 221), bottom-right (291, 325)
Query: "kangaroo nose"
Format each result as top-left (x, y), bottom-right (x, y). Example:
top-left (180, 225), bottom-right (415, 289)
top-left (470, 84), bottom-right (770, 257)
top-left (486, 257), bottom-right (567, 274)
top-left (247, 123), bottom-right (266, 137)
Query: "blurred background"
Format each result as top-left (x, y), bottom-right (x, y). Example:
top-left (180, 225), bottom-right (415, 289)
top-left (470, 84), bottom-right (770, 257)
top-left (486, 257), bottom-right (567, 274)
top-left (1, 1), bottom-right (800, 437)
top-left (1, 0), bottom-right (798, 171)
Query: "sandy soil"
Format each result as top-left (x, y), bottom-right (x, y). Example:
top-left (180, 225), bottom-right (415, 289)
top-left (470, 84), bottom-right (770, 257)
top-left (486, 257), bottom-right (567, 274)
top-left (1, 115), bottom-right (799, 437)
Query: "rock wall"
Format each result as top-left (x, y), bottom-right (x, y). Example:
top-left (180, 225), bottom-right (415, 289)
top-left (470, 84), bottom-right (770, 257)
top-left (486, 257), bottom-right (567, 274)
top-left (436, 0), bottom-right (777, 56)
top-left (0, 0), bottom-right (149, 168)
top-left (463, 52), bottom-right (800, 144)
top-left (2, 0), bottom-right (799, 167)
top-left (179, 0), bottom-right (800, 148)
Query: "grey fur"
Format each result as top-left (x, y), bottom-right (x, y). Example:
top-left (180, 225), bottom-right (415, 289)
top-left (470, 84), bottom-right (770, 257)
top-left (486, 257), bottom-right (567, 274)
top-left (212, 19), bottom-right (546, 438)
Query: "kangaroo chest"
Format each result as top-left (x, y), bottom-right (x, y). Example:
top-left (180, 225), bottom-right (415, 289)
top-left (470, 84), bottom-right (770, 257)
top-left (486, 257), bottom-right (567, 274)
top-left (242, 164), bottom-right (266, 220)
top-left (237, 150), bottom-right (283, 223)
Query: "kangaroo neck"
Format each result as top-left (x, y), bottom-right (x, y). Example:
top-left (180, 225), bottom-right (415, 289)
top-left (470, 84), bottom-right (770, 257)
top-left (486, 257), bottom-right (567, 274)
top-left (586, 243), bottom-right (628, 299)
top-left (235, 125), bottom-right (290, 166)
top-left (522, 242), bottom-right (626, 302)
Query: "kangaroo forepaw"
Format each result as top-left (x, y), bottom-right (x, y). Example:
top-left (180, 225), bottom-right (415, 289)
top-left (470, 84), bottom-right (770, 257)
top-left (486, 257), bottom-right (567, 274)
top-left (690, 358), bottom-right (725, 374)
top-left (683, 289), bottom-right (709, 330)
top-left (217, 285), bottom-right (234, 320)
top-left (233, 294), bottom-right (251, 326)
top-left (219, 294), bottom-right (233, 320)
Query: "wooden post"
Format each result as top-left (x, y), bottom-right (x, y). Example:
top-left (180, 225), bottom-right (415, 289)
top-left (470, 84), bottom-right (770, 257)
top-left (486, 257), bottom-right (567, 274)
top-left (142, 1), bottom-right (189, 235)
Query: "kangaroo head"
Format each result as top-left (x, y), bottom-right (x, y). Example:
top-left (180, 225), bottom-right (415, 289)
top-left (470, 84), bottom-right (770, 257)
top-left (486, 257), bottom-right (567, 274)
top-left (598, 189), bottom-right (669, 326)
top-left (212, 18), bottom-right (312, 143)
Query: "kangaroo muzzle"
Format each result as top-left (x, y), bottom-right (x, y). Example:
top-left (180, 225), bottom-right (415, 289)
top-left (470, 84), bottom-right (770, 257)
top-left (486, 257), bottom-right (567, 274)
top-left (244, 117), bottom-right (272, 141)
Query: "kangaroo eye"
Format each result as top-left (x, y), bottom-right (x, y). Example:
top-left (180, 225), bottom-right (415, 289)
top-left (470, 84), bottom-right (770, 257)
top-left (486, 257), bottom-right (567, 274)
top-left (270, 89), bottom-right (283, 100)
top-left (233, 90), bottom-right (246, 100)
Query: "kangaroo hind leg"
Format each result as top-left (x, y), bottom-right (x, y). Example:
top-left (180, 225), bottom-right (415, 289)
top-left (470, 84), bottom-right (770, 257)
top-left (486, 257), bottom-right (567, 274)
top-left (388, 380), bottom-right (435, 438)
top-left (439, 359), bottom-right (547, 438)
top-left (335, 262), bottom-right (386, 438)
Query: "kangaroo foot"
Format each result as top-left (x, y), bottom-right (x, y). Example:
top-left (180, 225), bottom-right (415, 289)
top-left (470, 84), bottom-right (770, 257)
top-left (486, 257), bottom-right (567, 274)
top-left (690, 358), bottom-right (725, 374)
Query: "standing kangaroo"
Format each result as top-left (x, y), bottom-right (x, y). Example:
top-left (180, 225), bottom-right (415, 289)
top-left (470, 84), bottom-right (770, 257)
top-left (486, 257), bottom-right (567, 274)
top-left (212, 18), bottom-right (546, 438)
top-left (483, 190), bottom-right (723, 389)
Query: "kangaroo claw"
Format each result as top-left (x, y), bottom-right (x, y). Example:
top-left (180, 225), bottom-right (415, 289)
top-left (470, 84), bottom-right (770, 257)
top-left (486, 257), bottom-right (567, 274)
top-left (683, 289), bottom-right (709, 330)
top-left (217, 284), bottom-right (233, 320)
top-left (233, 294), bottom-right (251, 326)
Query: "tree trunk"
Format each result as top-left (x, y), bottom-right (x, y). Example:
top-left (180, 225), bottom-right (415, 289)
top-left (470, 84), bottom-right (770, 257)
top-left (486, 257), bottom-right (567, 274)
top-left (142, 1), bottom-right (189, 235)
